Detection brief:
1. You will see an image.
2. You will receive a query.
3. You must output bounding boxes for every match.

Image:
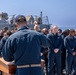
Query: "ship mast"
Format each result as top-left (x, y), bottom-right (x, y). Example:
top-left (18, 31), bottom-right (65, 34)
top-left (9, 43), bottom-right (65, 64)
top-left (40, 11), bottom-right (42, 24)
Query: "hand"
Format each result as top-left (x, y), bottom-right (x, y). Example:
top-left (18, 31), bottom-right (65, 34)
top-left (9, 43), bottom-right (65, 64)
top-left (40, 53), bottom-right (43, 56)
top-left (72, 52), bottom-right (76, 56)
top-left (54, 49), bottom-right (59, 53)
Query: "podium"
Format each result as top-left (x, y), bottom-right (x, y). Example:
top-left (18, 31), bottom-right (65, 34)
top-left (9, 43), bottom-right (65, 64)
top-left (0, 58), bottom-right (16, 75)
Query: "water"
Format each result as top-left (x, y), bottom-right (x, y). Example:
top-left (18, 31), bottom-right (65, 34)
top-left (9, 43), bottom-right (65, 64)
top-left (59, 27), bottom-right (76, 31)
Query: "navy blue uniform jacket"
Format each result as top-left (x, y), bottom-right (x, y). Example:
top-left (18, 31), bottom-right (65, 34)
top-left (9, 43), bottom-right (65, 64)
top-left (48, 33), bottom-right (62, 53)
top-left (2, 26), bottom-right (50, 66)
top-left (64, 35), bottom-right (76, 54)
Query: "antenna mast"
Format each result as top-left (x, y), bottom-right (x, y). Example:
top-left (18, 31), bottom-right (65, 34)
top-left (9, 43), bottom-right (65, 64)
top-left (40, 11), bottom-right (42, 24)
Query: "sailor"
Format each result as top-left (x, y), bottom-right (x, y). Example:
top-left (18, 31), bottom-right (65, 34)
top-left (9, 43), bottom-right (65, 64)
top-left (41, 28), bottom-right (49, 75)
top-left (48, 25), bottom-right (62, 75)
top-left (0, 30), bottom-right (12, 57)
top-left (58, 29), bottom-right (66, 74)
top-left (2, 15), bottom-right (50, 75)
top-left (64, 29), bottom-right (76, 75)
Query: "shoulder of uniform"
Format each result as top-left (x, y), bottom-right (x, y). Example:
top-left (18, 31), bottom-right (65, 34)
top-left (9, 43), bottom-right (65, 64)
top-left (47, 32), bottom-right (51, 34)
top-left (47, 33), bottom-right (52, 37)
top-left (74, 36), bottom-right (76, 39)
top-left (64, 35), bottom-right (69, 39)
top-left (8, 32), bottom-right (18, 40)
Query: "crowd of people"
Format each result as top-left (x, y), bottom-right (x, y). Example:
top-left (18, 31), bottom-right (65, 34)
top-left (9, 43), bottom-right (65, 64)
top-left (0, 15), bottom-right (76, 75)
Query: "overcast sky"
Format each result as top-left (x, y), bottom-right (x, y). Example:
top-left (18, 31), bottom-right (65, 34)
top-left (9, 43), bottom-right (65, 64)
top-left (0, 0), bottom-right (76, 27)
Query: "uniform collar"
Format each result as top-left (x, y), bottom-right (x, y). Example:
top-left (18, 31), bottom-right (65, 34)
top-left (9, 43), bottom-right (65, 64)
top-left (52, 33), bottom-right (58, 36)
top-left (69, 35), bottom-right (74, 39)
top-left (18, 26), bottom-right (28, 31)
